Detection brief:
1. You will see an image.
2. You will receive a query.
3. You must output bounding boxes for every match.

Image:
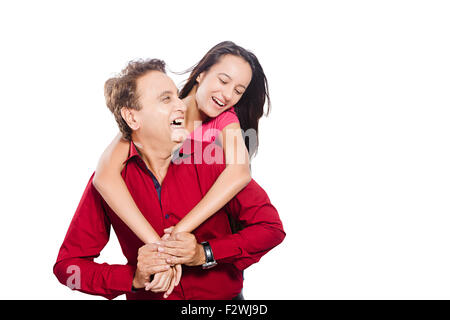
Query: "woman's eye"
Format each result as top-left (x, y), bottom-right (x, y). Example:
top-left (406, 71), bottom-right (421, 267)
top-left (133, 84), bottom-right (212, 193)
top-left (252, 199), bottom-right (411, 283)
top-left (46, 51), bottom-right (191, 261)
top-left (235, 90), bottom-right (243, 95)
top-left (163, 96), bottom-right (170, 102)
top-left (219, 78), bottom-right (227, 84)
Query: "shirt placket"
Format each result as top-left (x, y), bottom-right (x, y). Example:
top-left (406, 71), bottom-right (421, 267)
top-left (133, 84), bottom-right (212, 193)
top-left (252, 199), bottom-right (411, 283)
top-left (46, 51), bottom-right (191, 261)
top-left (159, 170), bottom-right (174, 229)
top-left (142, 163), bottom-right (174, 229)
top-left (140, 159), bottom-right (185, 299)
top-left (159, 169), bottom-right (187, 299)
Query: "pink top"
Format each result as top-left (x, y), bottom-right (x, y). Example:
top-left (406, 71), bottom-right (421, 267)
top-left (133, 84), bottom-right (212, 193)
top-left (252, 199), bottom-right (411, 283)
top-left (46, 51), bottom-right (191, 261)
top-left (189, 107), bottom-right (239, 144)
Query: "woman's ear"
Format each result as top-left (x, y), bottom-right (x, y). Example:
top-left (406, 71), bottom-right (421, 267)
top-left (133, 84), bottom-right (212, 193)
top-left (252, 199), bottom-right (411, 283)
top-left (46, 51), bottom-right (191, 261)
top-left (120, 107), bottom-right (140, 131)
top-left (196, 71), bottom-right (205, 83)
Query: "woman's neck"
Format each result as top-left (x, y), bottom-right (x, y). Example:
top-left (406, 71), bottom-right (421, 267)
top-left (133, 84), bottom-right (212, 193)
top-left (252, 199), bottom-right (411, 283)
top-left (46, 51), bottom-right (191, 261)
top-left (183, 86), bottom-right (208, 133)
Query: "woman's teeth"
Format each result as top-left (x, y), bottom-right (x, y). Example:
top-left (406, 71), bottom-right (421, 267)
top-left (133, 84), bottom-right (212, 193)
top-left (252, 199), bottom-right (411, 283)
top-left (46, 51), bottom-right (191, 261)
top-left (212, 97), bottom-right (225, 107)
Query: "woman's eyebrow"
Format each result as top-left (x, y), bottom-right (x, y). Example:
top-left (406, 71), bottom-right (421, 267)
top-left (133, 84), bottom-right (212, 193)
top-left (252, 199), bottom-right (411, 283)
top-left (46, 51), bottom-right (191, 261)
top-left (218, 73), bottom-right (247, 89)
top-left (218, 72), bottom-right (231, 80)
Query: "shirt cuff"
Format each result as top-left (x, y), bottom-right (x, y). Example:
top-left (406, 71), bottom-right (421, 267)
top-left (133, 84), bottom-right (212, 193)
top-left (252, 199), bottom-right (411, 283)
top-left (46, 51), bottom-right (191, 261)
top-left (110, 264), bottom-right (136, 293)
top-left (208, 237), bottom-right (242, 263)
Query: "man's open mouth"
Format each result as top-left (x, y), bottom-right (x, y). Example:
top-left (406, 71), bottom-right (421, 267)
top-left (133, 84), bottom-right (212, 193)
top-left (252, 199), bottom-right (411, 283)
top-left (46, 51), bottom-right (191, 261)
top-left (170, 118), bottom-right (184, 128)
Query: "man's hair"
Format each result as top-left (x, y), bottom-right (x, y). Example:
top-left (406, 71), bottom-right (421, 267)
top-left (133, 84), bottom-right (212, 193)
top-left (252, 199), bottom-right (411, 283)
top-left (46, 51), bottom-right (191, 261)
top-left (104, 58), bottom-right (166, 141)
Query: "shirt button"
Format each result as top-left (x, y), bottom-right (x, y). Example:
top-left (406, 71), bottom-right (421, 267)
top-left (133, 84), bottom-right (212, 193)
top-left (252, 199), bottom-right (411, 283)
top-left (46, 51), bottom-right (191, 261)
top-left (164, 213), bottom-right (170, 219)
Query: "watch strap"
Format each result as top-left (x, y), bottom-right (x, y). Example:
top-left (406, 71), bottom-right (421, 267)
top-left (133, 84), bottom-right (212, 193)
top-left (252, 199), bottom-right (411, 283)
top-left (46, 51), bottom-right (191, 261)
top-left (201, 241), bottom-right (217, 269)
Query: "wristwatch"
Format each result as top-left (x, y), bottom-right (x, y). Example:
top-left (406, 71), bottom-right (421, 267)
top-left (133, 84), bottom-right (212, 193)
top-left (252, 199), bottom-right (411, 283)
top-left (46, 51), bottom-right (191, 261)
top-left (201, 241), bottom-right (217, 269)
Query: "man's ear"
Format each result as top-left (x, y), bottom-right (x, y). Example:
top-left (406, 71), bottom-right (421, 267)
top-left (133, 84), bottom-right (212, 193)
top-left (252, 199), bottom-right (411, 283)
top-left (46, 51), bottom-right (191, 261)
top-left (120, 107), bottom-right (140, 131)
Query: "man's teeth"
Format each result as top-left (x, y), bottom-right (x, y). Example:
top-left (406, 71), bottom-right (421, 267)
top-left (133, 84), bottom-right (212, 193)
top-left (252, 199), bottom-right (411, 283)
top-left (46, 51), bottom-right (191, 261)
top-left (171, 119), bottom-right (183, 126)
top-left (212, 97), bottom-right (225, 107)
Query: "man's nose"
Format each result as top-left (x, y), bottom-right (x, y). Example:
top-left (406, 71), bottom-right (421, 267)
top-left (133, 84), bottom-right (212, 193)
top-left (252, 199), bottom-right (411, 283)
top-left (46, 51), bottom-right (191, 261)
top-left (176, 98), bottom-right (187, 112)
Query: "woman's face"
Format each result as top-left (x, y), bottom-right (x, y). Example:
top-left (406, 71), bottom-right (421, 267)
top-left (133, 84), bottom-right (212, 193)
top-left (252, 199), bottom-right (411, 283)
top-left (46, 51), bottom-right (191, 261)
top-left (195, 54), bottom-right (252, 118)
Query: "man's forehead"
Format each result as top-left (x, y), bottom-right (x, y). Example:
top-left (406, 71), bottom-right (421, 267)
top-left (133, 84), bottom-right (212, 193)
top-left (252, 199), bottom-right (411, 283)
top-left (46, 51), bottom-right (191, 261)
top-left (137, 71), bottom-right (177, 97)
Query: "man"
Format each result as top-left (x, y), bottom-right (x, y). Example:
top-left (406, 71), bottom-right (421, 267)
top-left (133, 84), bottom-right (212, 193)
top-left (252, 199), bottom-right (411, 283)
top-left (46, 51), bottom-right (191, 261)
top-left (53, 58), bottom-right (285, 300)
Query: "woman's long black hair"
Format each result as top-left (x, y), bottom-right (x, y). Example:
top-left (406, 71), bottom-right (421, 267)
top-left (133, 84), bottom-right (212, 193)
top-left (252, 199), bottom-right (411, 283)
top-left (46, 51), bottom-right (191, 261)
top-left (178, 41), bottom-right (271, 159)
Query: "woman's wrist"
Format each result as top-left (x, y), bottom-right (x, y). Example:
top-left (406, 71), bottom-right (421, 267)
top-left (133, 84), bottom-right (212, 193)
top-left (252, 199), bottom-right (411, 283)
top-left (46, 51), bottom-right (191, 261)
top-left (171, 223), bottom-right (187, 234)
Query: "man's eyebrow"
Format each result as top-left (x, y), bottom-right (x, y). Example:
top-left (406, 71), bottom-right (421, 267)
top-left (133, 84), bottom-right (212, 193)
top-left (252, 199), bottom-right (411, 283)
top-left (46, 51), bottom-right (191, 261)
top-left (158, 90), bottom-right (175, 98)
top-left (218, 73), bottom-right (247, 89)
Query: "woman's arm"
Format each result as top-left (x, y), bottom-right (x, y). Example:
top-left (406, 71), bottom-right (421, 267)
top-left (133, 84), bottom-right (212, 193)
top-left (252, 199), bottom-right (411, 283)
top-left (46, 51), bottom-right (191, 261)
top-left (172, 122), bottom-right (252, 234)
top-left (93, 133), bottom-right (161, 244)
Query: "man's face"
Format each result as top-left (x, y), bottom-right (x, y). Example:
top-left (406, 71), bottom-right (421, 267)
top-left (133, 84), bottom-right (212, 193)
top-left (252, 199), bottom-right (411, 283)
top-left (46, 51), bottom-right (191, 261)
top-left (133, 71), bottom-right (187, 148)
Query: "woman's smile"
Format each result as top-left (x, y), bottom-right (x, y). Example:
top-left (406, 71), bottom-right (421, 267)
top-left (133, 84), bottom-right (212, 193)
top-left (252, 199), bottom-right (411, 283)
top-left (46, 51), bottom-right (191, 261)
top-left (212, 96), bottom-right (226, 108)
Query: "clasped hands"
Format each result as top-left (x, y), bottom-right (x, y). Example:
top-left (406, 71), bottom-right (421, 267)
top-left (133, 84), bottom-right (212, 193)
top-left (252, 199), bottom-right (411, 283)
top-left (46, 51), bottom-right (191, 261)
top-left (132, 227), bottom-right (206, 298)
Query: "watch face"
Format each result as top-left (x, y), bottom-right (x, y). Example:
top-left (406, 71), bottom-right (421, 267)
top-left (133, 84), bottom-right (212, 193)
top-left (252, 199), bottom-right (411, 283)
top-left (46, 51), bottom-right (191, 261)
top-left (202, 261), bottom-right (218, 269)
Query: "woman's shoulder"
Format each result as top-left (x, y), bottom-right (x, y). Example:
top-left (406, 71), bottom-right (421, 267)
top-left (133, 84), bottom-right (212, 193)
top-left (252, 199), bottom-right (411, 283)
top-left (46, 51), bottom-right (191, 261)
top-left (194, 107), bottom-right (240, 143)
top-left (209, 107), bottom-right (239, 131)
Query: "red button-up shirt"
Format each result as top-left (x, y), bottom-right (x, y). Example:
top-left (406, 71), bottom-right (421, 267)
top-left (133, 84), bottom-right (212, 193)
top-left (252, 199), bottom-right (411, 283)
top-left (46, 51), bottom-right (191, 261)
top-left (53, 140), bottom-right (285, 300)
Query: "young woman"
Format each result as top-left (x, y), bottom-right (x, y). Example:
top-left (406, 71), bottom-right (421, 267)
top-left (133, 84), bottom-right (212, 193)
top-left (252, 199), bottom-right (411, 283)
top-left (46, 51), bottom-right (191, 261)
top-left (93, 41), bottom-right (271, 298)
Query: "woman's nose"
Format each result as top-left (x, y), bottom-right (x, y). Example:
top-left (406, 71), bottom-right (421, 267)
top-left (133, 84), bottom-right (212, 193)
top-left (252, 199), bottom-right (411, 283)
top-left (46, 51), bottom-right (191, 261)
top-left (223, 86), bottom-right (233, 102)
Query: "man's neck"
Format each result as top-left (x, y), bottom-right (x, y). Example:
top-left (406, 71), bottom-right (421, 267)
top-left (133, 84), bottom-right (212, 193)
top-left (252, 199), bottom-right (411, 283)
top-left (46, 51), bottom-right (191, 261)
top-left (132, 136), bottom-right (173, 184)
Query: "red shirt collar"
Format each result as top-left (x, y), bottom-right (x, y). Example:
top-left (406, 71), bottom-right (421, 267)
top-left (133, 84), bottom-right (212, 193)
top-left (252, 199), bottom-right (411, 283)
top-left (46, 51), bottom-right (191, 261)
top-left (125, 141), bottom-right (141, 163)
top-left (125, 138), bottom-right (203, 165)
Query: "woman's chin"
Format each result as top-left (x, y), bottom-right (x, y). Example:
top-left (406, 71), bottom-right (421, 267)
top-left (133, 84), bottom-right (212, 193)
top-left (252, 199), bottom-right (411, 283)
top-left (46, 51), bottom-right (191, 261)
top-left (204, 105), bottom-right (225, 118)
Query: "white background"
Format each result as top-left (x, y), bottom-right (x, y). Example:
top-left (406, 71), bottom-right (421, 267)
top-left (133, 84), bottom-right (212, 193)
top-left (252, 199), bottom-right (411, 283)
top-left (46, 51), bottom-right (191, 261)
top-left (0, 0), bottom-right (449, 299)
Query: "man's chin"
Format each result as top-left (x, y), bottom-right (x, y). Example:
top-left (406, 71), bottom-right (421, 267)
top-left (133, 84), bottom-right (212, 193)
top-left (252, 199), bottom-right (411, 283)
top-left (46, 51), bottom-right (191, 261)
top-left (171, 128), bottom-right (189, 144)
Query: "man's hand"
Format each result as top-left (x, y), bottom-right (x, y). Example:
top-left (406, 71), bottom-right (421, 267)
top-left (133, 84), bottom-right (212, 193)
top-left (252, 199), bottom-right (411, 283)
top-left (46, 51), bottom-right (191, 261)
top-left (145, 264), bottom-right (182, 298)
top-left (159, 231), bottom-right (206, 267)
top-left (132, 243), bottom-right (171, 289)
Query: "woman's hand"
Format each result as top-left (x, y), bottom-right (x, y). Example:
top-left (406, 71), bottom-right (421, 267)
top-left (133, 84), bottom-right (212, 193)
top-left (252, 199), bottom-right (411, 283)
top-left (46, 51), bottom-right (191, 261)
top-left (162, 226), bottom-right (176, 240)
top-left (159, 231), bottom-right (206, 267)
